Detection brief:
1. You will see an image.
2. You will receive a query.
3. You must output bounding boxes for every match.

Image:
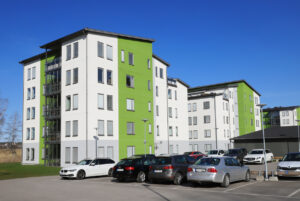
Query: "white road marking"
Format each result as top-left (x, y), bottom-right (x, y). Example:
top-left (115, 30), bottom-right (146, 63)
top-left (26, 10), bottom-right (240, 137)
top-left (288, 188), bottom-right (300, 198)
top-left (224, 181), bottom-right (257, 192)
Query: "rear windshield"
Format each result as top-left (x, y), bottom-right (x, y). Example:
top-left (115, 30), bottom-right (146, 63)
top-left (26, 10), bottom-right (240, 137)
top-left (208, 150), bottom-right (218, 154)
top-left (283, 153), bottom-right (300, 161)
top-left (117, 159), bottom-right (133, 166)
top-left (195, 158), bottom-right (220, 166)
top-left (228, 149), bottom-right (239, 154)
top-left (250, 150), bottom-right (263, 154)
top-left (153, 157), bottom-right (172, 165)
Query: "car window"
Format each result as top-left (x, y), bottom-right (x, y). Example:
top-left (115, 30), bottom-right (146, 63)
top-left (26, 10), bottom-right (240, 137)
top-left (283, 153), bottom-right (300, 161)
top-left (94, 159), bottom-right (102, 165)
top-left (154, 157), bottom-right (172, 165)
top-left (195, 158), bottom-right (220, 166)
top-left (134, 159), bottom-right (143, 166)
top-left (117, 159), bottom-right (133, 166)
top-left (224, 158), bottom-right (233, 166)
top-left (174, 156), bottom-right (187, 164)
top-left (231, 158), bottom-right (241, 166)
top-left (107, 159), bottom-right (115, 164)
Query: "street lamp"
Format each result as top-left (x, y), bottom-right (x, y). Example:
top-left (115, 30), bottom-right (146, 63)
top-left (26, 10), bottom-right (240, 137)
top-left (296, 120), bottom-right (300, 152)
top-left (257, 103), bottom-right (268, 181)
top-left (93, 128), bottom-right (99, 158)
top-left (142, 119), bottom-right (148, 157)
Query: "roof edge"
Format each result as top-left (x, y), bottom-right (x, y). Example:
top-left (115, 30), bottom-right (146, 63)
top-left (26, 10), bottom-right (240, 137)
top-left (153, 54), bottom-right (170, 67)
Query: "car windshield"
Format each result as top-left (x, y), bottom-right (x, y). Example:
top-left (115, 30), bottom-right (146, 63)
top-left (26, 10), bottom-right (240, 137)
top-left (208, 150), bottom-right (218, 154)
top-left (78, 160), bottom-right (92, 165)
top-left (250, 150), bottom-right (263, 154)
top-left (117, 159), bottom-right (133, 166)
top-left (283, 153), bottom-right (300, 161)
top-left (153, 157), bottom-right (172, 165)
top-left (228, 149), bottom-right (239, 155)
top-left (195, 158), bottom-right (220, 166)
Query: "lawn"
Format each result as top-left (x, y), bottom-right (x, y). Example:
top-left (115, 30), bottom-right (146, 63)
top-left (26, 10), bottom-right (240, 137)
top-left (0, 163), bottom-right (60, 180)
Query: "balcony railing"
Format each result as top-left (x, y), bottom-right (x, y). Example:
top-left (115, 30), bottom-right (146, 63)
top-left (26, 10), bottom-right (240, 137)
top-left (43, 83), bottom-right (61, 96)
top-left (43, 106), bottom-right (61, 120)
top-left (45, 58), bottom-right (61, 72)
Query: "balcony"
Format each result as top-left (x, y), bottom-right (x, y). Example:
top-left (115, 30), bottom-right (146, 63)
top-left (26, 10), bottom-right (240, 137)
top-left (45, 58), bottom-right (61, 72)
top-left (43, 106), bottom-right (61, 120)
top-left (43, 83), bottom-right (61, 96)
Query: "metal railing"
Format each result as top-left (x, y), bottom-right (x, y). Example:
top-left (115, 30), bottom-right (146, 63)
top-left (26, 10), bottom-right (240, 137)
top-left (43, 83), bottom-right (61, 96)
top-left (43, 106), bottom-right (61, 120)
top-left (45, 58), bottom-right (61, 72)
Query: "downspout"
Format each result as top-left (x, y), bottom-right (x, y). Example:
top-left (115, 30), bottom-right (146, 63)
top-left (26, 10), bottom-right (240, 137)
top-left (85, 33), bottom-right (89, 159)
top-left (44, 48), bottom-right (48, 166)
top-left (166, 77), bottom-right (169, 154)
top-left (214, 95), bottom-right (218, 149)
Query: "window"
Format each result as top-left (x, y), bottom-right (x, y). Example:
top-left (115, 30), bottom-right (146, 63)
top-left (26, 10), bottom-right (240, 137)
top-left (129, 52), bottom-right (134, 65)
top-left (107, 120), bottom-right (113, 136)
top-left (26, 148), bottom-right (30, 160)
top-left (156, 105), bottom-right (159, 116)
top-left (107, 146), bottom-right (114, 160)
top-left (188, 117), bottom-right (192, 125)
top-left (282, 111), bottom-right (285, 117)
top-left (155, 67), bottom-right (158, 77)
top-left (148, 102), bottom-right (151, 112)
top-left (169, 145), bottom-right (174, 154)
top-left (98, 68), bottom-right (104, 83)
top-left (126, 75), bottom-right (134, 88)
top-left (255, 97), bottom-right (258, 104)
top-left (27, 68), bottom-right (31, 80)
top-left (27, 108), bottom-right (30, 120)
top-left (157, 125), bottom-right (159, 136)
top-left (149, 124), bottom-right (152, 133)
top-left (175, 91), bottom-right (177, 100)
top-left (156, 86), bottom-right (159, 97)
top-left (192, 103), bottom-right (197, 111)
top-left (27, 88), bottom-right (31, 100)
top-left (193, 116), bottom-right (197, 125)
top-left (121, 50), bottom-right (124, 62)
top-left (249, 95), bottom-right (252, 101)
top-left (127, 146), bottom-right (135, 157)
top-left (66, 121), bottom-right (71, 137)
top-left (203, 101), bottom-right (210, 109)
top-left (226, 103), bottom-right (228, 111)
top-left (188, 103), bottom-right (191, 112)
top-left (148, 80), bottom-right (151, 91)
top-left (97, 148), bottom-right (105, 158)
top-left (66, 96), bottom-right (71, 111)
top-left (98, 42), bottom-right (104, 58)
top-left (65, 147), bottom-right (71, 163)
top-left (98, 120), bottom-right (104, 136)
top-left (250, 107), bottom-right (253, 113)
top-left (66, 70), bottom-right (71, 85)
top-left (106, 45), bottom-right (113, 60)
top-left (204, 130), bottom-right (211, 138)
top-left (176, 127), bottom-right (178, 136)
top-left (31, 107), bottom-right (35, 119)
top-left (32, 67), bottom-right (36, 79)
top-left (226, 116), bottom-right (229, 124)
top-left (194, 144), bottom-right (199, 151)
top-left (107, 70), bottom-right (112, 85)
top-left (204, 115), bottom-right (211, 124)
top-left (168, 107), bottom-right (172, 118)
top-left (26, 128), bottom-right (30, 140)
top-left (72, 147), bottom-right (78, 164)
top-left (127, 122), bottom-right (135, 135)
top-left (126, 99), bottom-right (135, 111)
top-left (31, 148), bottom-right (35, 161)
top-left (32, 87), bottom-right (35, 99)
top-left (169, 126), bottom-right (173, 136)
top-left (73, 120), bottom-right (78, 137)
top-left (189, 131), bottom-right (192, 139)
top-left (286, 111), bottom-right (289, 116)
top-left (149, 146), bottom-right (152, 154)
top-left (193, 130), bottom-right (198, 139)
top-left (204, 144), bottom-right (212, 152)
top-left (159, 68), bottom-right (163, 79)
top-left (168, 89), bottom-right (172, 99)
top-left (73, 42), bottom-right (78, 58)
top-left (147, 59), bottom-right (150, 69)
top-left (175, 108), bottom-right (178, 118)
top-left (73, 94), bottom-right (78, 110)
top-left (66, 45), bottom-right (71, 60)
top-left (107, 95), bottom-right (113, 110)
top-left (31, 128), bottom-right (35, 140)
top-left (73, 68), bottom-right (78, 84)
top-left (97, 94), bottom-right (104, 109)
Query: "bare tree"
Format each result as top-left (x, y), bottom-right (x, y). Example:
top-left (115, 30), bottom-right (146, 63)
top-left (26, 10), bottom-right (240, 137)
top-left (0, 98), bottom-right (7, 140)
top-left (5, 112), bottom-right (21, 154)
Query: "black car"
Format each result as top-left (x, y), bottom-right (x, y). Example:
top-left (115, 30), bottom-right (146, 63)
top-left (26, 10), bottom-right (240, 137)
top-left (224, 148), bottom-right (247, 162)
top-left (148, 155), bottom-right (190, 185)
top-left (112, 154), bottom-right (155, 182)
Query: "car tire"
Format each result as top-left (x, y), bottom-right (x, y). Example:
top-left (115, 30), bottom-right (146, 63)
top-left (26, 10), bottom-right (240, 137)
top-left (245, 170), bottom-right (250, 182)
top-left (108, 168), bottom-right (113, 177)
top-left (137, 171), bottom-right (146, 183)
top-left (77, 170), bottom-right (85, 180)
top-left (174, 172), bottom-right (183, 185)
top-left (221, 174), bottom-right (230, 188)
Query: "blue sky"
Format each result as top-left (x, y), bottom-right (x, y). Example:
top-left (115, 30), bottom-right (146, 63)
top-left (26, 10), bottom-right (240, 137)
top-left (0, 0), bottom-right (299, 117)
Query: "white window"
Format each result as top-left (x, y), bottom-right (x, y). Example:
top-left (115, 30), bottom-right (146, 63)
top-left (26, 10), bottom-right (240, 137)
top-left (148, 102), bottom-right (151, 112)
top-left (287, 119), bottom-right (290, 124)
top-left (107, 95), bottom-right (113, 111)
top-left (193, 144), bottom-right (198, 152)
top-left (31, 107), bottom-right (35, 119)
top-left (32, 67), bottom-right (36, 79)
top-left (189, 131), bottom-right (192, 139)
top-left (255, 97), bottom-right (258, 104)
top-left (26, 148), bottom-right (30, 160)
top-left (31, 127), bottom-right (35, 140)
top-left (169, 145), bottom-right (174, 154)
top-left (32, 87), bottom-right (36, 99)
top-left (189, 144), bottom-right (193, 151)
top-left (156, 105), bottom-right (159, 116)
top-left (126, 99), bottom-right (135, 111)
top-left (27, 88), bottom-right (31, 100)
top-left (168, 126), bottom-right (173, 136)
top-left (98, 42), bottom-right (104, 58)
top-left (149, 124), bottom-right (152, 133)
top-left (193, 116), bottom-right (197, 125)
top-left (107, 146), bottom-right (114, 160)
top-left (73, 42), bottom-right (78, 58)
top-left (175, 108), bottom-right (178, 118)
top-left (204, 115), bottom-right (211, 123)
top-left (98, 120), bottom-right (104, 136)
top-left (204, 129), bottom-right (211, 138)
top-left (188, 103), bottom-right (191, 112)
top-left (157, 125), bottom-right (160, 136)
top-left (31, 148), bottom-right (35, 161)
top-left (66, 70), bottom-right (71, 85)
top-left (121, 50), bottom-right (124, 62)
top-left (282, 111), bottom-right (285, 117)
top-left (126, 75), bottom-right (134, 88)
top-left (66, 121), bottom-right (71, 137)
top-left (129, 52), bottom-right (134, 65)
top-left (168, 89), bottom-right (172, 99)
top-left (127, 122), bottom-right (135, 135)
top-left (73, 120), bottom-right (78, 137)
top-left (26, 128), bottom-right (30, 140)
top-left (65, 147), bottom-right (71, 163)
top-left (107, 120), bottom-right (113, 136)
top-left (106, 45), bottom-right (113, 60)
top-left (204, 144), bottom-right (212, 152)
top-left (176, 127), bottom-right (178, 136)
top-left (148, 80), bottom-right (151, 91)
top-left (72, 147), bottom-right (78, 164)
top-left (66, 96), bottom-right (71, 111)
top-left (203, 101), bottom-right (210, 109)
top-left (147, 59), bottom-right (150, 69)
top-left (98, 94), bottom-right (104, 109)
top-left (27, 68), bottom-right (31, 80)
top-left (192, 103), bottom-right (197, 111)
top-left (127, 146), bottom-right (135, 157)
top-left (66, 45), bottom-right (71, 60)
top-left (156, 86), bottom-right (159, 97)
top-left (250, 107), bottom-right (253, 113)
top-left (188, 117), bottom-right (192, 125)
top-left (98, 147), bottom-right (105, 158)
top-left (149, 146), bottom-right (152, 154)
top-left (73, 94), bottom-right (78, 110)
top-left (193, 130), bottom-right (198, 139)
top-left (286, 111), bottom-right (289, 116)
top-left (27, 108), bottom-right (30, 120)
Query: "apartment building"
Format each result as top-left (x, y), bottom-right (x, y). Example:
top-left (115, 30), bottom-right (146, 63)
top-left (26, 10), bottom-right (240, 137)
top-left (263, 106), bottom-right (300, 128)
top-left (20, 28), bottom-right (189, 167)
top-left (187, 80), bottom-right (261, 153)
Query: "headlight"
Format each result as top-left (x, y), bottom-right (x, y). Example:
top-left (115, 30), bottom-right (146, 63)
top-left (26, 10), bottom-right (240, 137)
top-left (68, 169), bottom-right (77, 172)
top-left (256, 157), bottom-right (261, 159)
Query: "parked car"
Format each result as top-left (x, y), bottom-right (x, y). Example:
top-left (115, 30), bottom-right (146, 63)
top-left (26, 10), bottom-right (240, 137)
top-left (148, 155), bottom-right (190, 185)
top-left (187, 157), bottom-right (250, 188)
top-left (277, 152), bottom-right (300, 177)
top-left (243, 149), bottom-right (274, 164)
top-left (207, 150), bottom-right (225, 157)
top-left (60, 158), bottom-right (116, 179)
top-left (184, 151), bottom-right (207, 159)
top-left (224, 148), bottom-right (247, 162)
top-left (112, 155), bottom-right (155, 182)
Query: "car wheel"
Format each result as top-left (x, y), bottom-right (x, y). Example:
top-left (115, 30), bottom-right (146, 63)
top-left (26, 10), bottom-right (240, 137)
top-left (245, 170), bottom-right (250, 182)
top-left (221, 174), bottom-right (230, 188)
top-left (174, 172), bottom-right (183, 185)
top-left (137, 171), bottom-right (146, 183)
top-left (77, 170), bottom-right (85, 180)
top-left (108, 168), bottom-right (113, 177)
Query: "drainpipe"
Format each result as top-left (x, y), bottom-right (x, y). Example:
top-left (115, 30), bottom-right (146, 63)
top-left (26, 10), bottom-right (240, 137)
top-left (85, 33), bottom-right (89, 159)
top-left (214, 95), bottom-right (218, 149)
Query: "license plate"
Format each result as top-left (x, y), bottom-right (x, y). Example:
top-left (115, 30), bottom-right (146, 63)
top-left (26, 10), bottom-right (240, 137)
top-left (196, 168), bottom-right (206, 172)
top-left (154, 170), bottom-right (163, 173)
top-left (117, 169), bottom-right (124, 172)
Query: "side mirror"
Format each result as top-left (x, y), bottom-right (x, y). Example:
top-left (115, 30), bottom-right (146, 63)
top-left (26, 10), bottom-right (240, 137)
top-left (90, 163), bottom-right (95, 166)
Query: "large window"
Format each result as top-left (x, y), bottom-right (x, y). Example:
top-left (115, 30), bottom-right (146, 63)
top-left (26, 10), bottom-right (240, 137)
top-left (168, 126), bottom-right (173, 136)
top-left (73, 120), bottom-right (78, 137)
top-left (129, 52), bottom-right (134, 65)
top-left (73, 94), bottom-right (78, 110)
top-left (107, 70), bottom-right (112, 85)
top-left (72, 147), bottom-right (78, 164)
top-left (32, 67), bottom-right (36, 79)
top-left (66, 121), bottom-right (71, 137)
top-left (188, 117), bottom-right (192, 125)
top-left (106, 45), bottom-right (113, 60)
top-left (27, 88), bottom-right (31, 100)
top-left (32, 87), bottom-right (35, 99)
top-left (65, 147), bottom-right (71, 163)
top-left (204, 115), bottom-right (211, 124)
top-left (193, 116), bottom-right (197, 125)
top-left (98, 94), bottom-right (104, 109)
top-left (98, 68), bottom-right (104, 83)
top-left (107, 120), bottom-right (113, 136)
top-left (66, 45), bottom-right (71, 60)
top-left (66, 70), bottom-right (71, 85)
top-left (126, 99), bottom-right (134, 111)
top-left (107, 146), bottom-right (114, 160)
top-left (66, 96), bottom-right (71, 111)
top-left (107, 95), bottom-right (113, 111)
top-left (27, 68), bottom-right (31, 80)
top-left (192, 103), bottom-right (197, 111)
top-left (98, 120), bottom-right (104, 136)
top-left (31, 107), bottom-right (35, 119)
top-left (73, 68), bottom-right (78, 84)
top-left (98, 42), bottom-right (104, 58)
top-left (205, 144), bottom-right (212, 152)
top-left (98, 147), bottom-right (105, 158)
top-left (168, 89), bottom-right (172, 99)
top-left (159, 68), bottom-right (163, 79)
top-left (127, 122), bottom-right (135, 135)
top-left (204, 129), bottom-right (211, 138)
top-left (193, 130), bottom-right (198, 139)
top-left (126, 75), bottom-right (134, 88)
top-left (73, 42), bottom-right (78, 58)
top-left (203, 101), bottom-right (210, 109)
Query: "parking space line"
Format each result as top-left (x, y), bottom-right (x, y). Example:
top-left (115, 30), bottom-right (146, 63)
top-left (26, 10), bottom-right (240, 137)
top-left (224, 181), bottom-right (257, 192)
top-left (288, 188), bottom-right (300, 198)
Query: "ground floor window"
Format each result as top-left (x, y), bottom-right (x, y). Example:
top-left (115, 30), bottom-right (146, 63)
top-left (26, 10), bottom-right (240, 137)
top-left (98, 146), bottom-right (105, 158)
top-left (127, 146), bottom-right (135, 157)
top-left (26, 148), bottom-right (30, 160)
top-left (72, 147), bottom-right (78, 164)
top-left (204, 144), bottom-right (212, 152)
top-left (31, 148), bottom-right (34, 161)
top-left (65, 147), bottom-right (71, 164)
top-left (107, 146), bottom-right (113, 160)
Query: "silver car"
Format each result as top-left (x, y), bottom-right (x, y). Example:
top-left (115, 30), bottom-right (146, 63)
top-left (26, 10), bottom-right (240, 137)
top-left (187, 157), bottom-right (250, 187)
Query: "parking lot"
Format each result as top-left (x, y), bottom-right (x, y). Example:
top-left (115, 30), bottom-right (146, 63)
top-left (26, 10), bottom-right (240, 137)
top-left (1, 172), bottom-right (300, 201)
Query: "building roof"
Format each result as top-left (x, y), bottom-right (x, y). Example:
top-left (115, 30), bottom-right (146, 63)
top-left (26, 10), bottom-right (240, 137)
top-left (175, 78), bottom-right (190, 88)
top-left (264, 106), bottom-right (300, 112)
top-left (153, 54), bottom-right (170, 67)
top-left (188, 80), bottom-right (261, 96)
top-left (167, 78), bottom-right (190, 88)
top-left (19, 50), bottom-right (58, 64)
top-left (231, 126), bottom-right (299, 141)
top-left (40, 27), bottom-right (155, 49)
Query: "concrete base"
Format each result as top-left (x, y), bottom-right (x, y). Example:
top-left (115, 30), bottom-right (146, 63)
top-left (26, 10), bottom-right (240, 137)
top-left (269, 176), bottom-right (279, 181)
top-left (256, 176), bottom-right (264, 181)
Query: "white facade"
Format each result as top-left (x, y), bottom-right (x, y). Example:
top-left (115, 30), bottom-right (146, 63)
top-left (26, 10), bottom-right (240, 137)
top-left (280, 109), bottom-right (299, 127)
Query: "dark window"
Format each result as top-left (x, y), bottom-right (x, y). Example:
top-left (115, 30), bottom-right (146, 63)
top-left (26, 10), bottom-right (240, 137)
top-left (126, 75), bottom-right (134, 88)
top-left (129, 52), bottom-right (134, 65)
top-left (98, 68), bottom-right (103, 83)
top-left (73, 42), bottom-right (78, 58)
top-left (66, 45), bottom-right (71, 60)
top-left (195, 158), bottom-right (220, 166)
top-left (154, 157), bottom-right (172, 165)
top-left (73, 68), bottom-right (78, 84)
top-left (174, 156), bottom-right (187, 164)
top-left (107, 70), bottom-right (112, 85)
top-left (98, 42), bottom-right (104, 58)
top-left (107, 95), bottom-right (113, 110)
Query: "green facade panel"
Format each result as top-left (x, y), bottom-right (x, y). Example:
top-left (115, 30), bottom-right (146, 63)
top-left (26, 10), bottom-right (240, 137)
top-left (118, 38), bottom-right (154, 160)
top-left (297, 108), bottom-right (300, 125)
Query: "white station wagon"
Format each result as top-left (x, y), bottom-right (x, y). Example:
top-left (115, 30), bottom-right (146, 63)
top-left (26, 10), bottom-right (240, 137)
top-left (60, 158), bottom-right (116, 179)
top-left (243, 149), bottom-right (274, 164)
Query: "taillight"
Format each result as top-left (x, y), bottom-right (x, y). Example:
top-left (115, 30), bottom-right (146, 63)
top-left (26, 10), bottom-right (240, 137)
top-left (187, 167), bottom-right (193, 172)
top-left (149, 166), bottom-right (152, 170)
top-left (207, 168), bottom-right (218, 173)
top-left (113, 166), bottom-right (116, 170)
top-left (125, 166), bottom-right (135, 171)
top-left (163, 165), bottom-right (173, 170)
